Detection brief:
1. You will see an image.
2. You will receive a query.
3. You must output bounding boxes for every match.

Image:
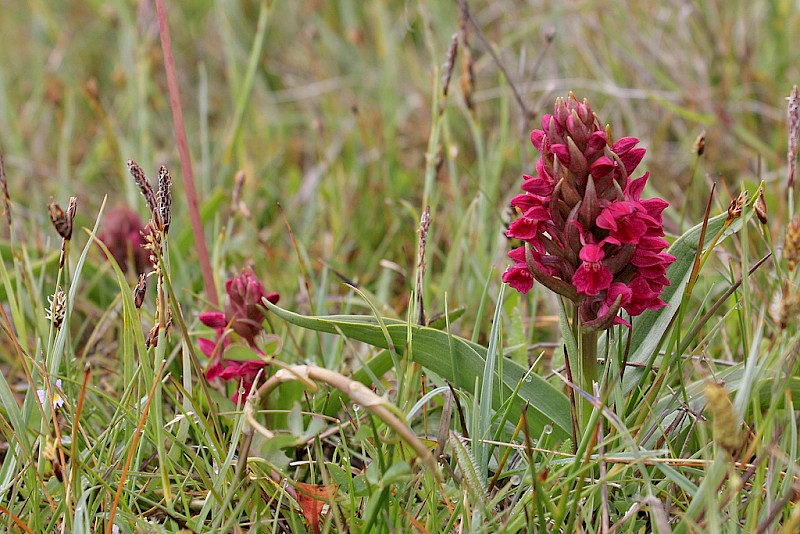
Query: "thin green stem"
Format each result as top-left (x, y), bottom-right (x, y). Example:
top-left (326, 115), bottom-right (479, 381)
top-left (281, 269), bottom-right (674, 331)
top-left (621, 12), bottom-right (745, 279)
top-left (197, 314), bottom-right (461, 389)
top-left (579, 329), bottom-right (598, 429)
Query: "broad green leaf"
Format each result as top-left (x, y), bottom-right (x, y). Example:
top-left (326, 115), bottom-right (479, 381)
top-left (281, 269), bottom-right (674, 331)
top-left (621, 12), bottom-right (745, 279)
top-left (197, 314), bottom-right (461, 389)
top-left (427, 306), bottom-right (466, 330)
top-left (263, 301), bottom-right (571, 438)
top-left (503, 291), bottom-right (528, 365)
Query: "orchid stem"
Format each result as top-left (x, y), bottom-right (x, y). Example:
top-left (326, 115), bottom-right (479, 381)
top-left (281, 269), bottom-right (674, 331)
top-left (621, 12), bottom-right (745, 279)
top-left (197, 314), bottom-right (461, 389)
top-left (579, 329), bottom-right (598, 429)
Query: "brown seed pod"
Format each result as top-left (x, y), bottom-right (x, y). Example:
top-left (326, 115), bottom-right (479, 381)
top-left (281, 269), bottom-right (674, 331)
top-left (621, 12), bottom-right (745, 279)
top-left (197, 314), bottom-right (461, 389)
top-left (145, 323), bottom-right (159, 349)
top-left (442, 33), bottom-right (458, 99)
top-left (692, 130), bottom-right (706, 157)
top-left (726, 191), bottom-right (747, 222)
top-left (66, 196), bottom-right (77, 236)
top-left (0, 153), bottom-right (10, 229)
top-left (48, 198), bottom-right (75, 240)
top-left (156, 165), bottom-right (172, 234)
top-left (134, 273), bottom-right (147, 308)
top-left (785, 215), bottom-right (800, 271)
top-left (460, 46), bottom-right (475, 112)
top-left (778, 290), bottom-right (800, 330)
top-left (127, 159), bottom-right (157, 215)
top-left (754, 186), bottom-right (768, 225)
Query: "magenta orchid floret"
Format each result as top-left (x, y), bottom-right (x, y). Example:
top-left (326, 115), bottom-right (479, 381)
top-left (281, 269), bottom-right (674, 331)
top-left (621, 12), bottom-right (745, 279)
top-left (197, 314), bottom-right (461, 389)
top-left (503, 94), bottom-right (675, 330)
top-left (198, 268), bottom-right (279, 402)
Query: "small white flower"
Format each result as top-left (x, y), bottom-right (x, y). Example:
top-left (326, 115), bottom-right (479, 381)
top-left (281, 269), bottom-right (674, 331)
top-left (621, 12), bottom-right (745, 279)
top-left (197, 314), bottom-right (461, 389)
top-left (36, 379), bottom-right (65, 410)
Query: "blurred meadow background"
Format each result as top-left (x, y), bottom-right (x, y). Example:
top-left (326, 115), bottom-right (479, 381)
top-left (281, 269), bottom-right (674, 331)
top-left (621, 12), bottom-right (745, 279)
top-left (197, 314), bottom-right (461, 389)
top-left (1, 0), bottom-right (800, 532)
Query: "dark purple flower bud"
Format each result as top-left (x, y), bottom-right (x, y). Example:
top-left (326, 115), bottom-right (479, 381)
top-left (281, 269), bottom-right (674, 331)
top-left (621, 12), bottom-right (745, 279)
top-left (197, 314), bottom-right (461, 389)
top-left (224, 268), bottom-right (280, 346)
top-left (98, 205), bottom-right (151, 274)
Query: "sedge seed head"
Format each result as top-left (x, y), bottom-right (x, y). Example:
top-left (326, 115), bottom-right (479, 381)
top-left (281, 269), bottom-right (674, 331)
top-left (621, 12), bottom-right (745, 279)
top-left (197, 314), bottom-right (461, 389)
top-left (127, 159), bottom-right (156, 215)
top-left (785, 215), bottom-right (800, 271)
top-left (705, 381), bottom-right (742, 455)
top-left (754, 186), bottom-right (768, 225)
top-left (134, 273), bottom-right (147, 308)
top-left (155, 165), bottom-right (171, 234)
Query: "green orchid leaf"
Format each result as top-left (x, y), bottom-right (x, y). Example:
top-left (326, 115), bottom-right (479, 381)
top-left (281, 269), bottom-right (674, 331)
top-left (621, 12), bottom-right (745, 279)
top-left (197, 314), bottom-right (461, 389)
top-left (263, 300), bottom-right (571, 438)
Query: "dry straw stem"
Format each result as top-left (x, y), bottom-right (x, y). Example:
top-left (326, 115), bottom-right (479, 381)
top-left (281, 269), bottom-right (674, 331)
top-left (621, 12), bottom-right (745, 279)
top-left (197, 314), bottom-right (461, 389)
top-left (474, 435), bottom-right (794, 478)
top-left (457, 0), bottom-right (532, 121)
top-left (457, 0), bottom-right (475, 112)
top-left (65, 363), bottom-right (92, 523)
top-left (0, 503), bottom-right (33, 534)
top-left (257, 365), bottom-right (437, 474)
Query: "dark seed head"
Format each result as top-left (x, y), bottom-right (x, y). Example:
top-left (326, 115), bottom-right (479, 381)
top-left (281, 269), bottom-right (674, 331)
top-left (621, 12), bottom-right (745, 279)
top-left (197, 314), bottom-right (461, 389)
top-left (156, 165), bottom-right (172, 234)
top-left (48, 197), bottom-right (76, 240)
top-left (128, 159), bottom-right (157, 215)
top-left (134, 273), bottom-right (147, 308)
top-left (754, 186), bottom-right (768, 225)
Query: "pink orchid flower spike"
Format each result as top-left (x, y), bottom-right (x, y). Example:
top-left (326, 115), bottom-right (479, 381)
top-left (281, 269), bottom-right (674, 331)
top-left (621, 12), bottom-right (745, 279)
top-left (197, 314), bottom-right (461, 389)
top-left (503, 94), bottom-right (674, 330)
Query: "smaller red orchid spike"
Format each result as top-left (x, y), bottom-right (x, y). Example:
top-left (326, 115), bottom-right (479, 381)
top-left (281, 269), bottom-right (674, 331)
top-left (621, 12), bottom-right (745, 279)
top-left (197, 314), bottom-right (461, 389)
top-left (199, 268), bottom-right (280, 402)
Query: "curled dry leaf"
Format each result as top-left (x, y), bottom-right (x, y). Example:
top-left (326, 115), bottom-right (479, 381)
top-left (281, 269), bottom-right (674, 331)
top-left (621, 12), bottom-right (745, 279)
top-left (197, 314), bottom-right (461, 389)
top-left (295, 482), bottom-right (336, 534)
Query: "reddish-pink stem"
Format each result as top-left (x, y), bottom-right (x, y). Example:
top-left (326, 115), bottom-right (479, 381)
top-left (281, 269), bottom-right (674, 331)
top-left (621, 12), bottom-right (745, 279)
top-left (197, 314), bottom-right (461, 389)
top-left (155, 0), bottom-right (219, 307)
